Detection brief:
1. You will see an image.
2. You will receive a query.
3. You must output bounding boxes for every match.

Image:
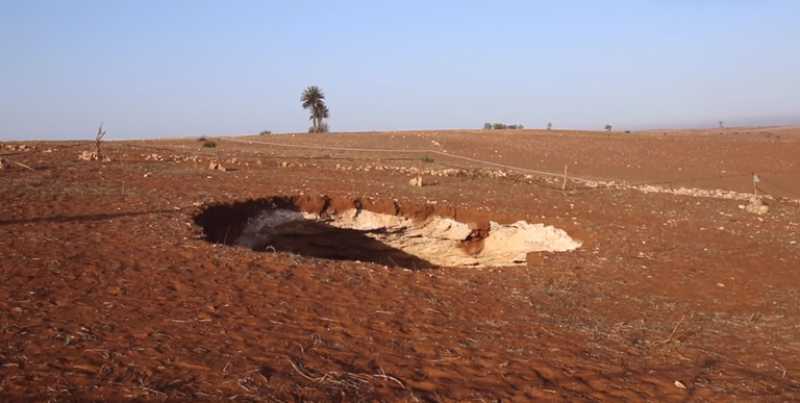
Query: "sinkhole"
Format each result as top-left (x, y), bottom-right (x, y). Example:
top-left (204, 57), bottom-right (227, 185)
top-left (194, 196), bottom-right (581, 269)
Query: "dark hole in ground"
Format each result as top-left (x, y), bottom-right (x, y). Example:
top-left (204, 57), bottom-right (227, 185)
top-left (194, 197), bottom-right (434, 270)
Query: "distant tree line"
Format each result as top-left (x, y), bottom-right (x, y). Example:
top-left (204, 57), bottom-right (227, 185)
top-left (483, 122), bottom-right (525, 130)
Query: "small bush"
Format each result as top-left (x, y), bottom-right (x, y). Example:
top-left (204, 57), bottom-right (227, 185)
top-left (202, 140), bottom-right (217, 148)
top-left (421, 155), bottom-right (434, 163)
top-left (197, 136), bottom-right (208, 142)
top-left (484, 122), bottom-right (524, 130)
top-left (259, 130), bottom-right (272, 136)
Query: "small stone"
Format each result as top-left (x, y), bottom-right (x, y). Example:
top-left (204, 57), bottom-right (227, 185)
top-left (744, 198), bottom-right (769, 215)
top-left (209, 161), bottom-right (227, 172)
top-left (78, 150), bottom-right (99, 161)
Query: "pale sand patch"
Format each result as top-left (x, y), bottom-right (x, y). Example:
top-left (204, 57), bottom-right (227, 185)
top-left (237, 208), bottom-right (581, 267)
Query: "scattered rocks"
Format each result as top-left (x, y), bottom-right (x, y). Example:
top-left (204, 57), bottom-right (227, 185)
top-left (409, 176), bottom-right (424, 187)
top-left (326, 162), bottom-right (800, 205)
top-left (142, 153), bottom-right (201, 163)
top-left (278, 161), bottom-right (313, 169)
top-left (78, 151), bottom-right (111, 162)
top-left (334, 163), bottom-right (470, 178)
top-left (144, 153), bottom-right (166, 161)
top-left (209, 161), bottom-right (227, 172)
top-left (1, 144), bottom-right (34, 152)
top-left (78, 151), bottom-right (97, 161)
top-left (638, 184), bottom-right (759, 202)
top-left (740, 197), bottom-right (769, 215)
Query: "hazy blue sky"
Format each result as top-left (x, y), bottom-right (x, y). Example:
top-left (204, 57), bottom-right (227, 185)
top-left (2, 1), bottom-right (799, 139)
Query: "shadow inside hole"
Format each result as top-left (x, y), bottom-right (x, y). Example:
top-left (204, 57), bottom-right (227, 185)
top-left (248, 219), bottom-right (434, 270)
top-left (194, 198), bottom-right (434, 270)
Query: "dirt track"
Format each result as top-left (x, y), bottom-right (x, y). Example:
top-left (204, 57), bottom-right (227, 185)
top-left (1, 129), bottom-right (799, 401)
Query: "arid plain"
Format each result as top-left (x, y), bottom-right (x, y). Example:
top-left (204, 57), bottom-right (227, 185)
top-left (1, 128), bottom-right (799, 401)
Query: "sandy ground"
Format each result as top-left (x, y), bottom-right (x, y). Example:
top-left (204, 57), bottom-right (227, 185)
top-left (1, 128), bottom-right (799, 401)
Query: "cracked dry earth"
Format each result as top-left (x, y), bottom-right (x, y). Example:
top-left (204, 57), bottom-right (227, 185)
top-left (1, 130), bottom-right (800, 402)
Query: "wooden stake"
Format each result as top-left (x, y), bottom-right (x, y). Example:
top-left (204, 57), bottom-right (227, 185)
top-left (1, 157), bottom-right (34, 171)
top-left (752, 173), bottom-right (760, 199)
top-left (562, 165), bottom-right (568, 191)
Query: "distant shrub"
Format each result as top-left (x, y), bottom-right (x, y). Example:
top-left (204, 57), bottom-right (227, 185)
top-left (197, 136), bottom-right (208, 142)
top-left (202, 140), bottom-right (217, 148)
top-left (485, 122), bottom-right (524, 130)
top-left (421, 155), bottom-right (434, 163)
top-left (259, 130), bottom-right (272, 136)
top-left (604, 124), bottom-right (613, 132)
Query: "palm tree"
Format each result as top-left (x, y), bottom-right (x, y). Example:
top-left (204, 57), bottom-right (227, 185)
top-left (301, 86), bottom-right (329, 133)
top-left (313, 104), bottom-right (329, 132)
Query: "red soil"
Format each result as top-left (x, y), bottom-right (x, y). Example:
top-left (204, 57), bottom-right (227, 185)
top-left (1, 128), bottom-right (799, 401)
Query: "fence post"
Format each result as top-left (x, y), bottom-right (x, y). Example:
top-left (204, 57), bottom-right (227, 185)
top-left (752, 173), bottom-right (760, 199)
